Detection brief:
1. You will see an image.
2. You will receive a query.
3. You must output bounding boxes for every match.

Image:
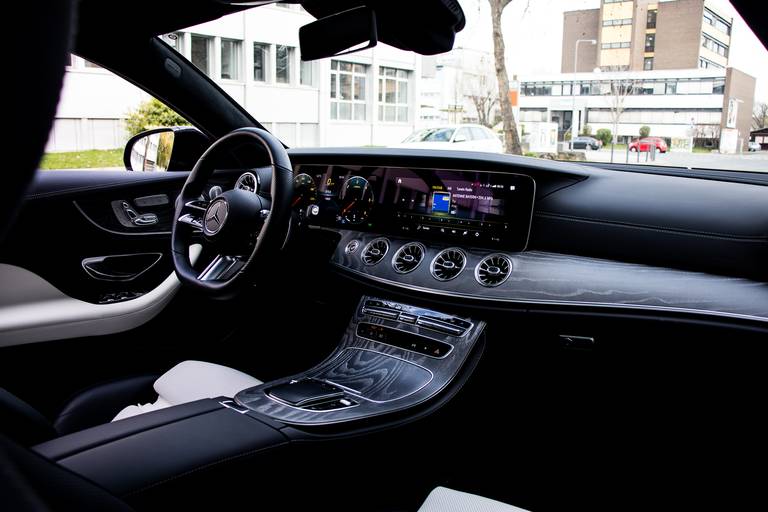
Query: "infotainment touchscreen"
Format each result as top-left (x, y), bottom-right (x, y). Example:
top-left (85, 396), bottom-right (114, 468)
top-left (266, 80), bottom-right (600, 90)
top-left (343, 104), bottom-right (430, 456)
top-left (294, 165), bottom-right (536, 251)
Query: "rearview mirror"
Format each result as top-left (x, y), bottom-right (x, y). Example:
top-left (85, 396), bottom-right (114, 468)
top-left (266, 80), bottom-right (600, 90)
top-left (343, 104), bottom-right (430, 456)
top-left (299, 6), bottom-right (378, 61)
top-left (124, 127), bottom-right (209, 172)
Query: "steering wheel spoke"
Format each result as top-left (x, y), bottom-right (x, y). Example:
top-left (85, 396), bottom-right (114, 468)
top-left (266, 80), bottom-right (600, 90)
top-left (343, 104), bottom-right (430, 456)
top-left (197, 254), bottom-right (246, 282)
top-left (177, 199), bottom-right (209, 231)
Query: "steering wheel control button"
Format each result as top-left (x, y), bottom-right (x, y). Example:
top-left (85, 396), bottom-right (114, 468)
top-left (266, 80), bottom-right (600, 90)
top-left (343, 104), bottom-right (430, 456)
top-left (308, 204), bottom-right (320, 217)
top-left (345, 240), bottom-right (360, 254)
top-left (203, 199), bottom-right (229, 236)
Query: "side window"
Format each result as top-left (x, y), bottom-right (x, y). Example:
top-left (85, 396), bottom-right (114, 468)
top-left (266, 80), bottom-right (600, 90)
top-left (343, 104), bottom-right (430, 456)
top-left (470, 127), bottom-right (488, 140)
top-left (454, 128), bottom-right (472, 142)
top-left (42, 52), bottom-right (190, 171)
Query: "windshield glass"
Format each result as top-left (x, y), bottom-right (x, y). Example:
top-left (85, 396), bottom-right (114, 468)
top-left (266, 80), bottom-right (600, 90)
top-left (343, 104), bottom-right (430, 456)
top-left (48, 1), bottom-right (768, 173)
top-left (404, 128), bottom-right (456, 143)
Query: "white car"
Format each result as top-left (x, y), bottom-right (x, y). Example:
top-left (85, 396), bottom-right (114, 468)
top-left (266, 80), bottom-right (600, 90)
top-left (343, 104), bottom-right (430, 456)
top-left (394, 124), bottom-right (504, 153)
top-left (748, 141), bottom-right (761, 152)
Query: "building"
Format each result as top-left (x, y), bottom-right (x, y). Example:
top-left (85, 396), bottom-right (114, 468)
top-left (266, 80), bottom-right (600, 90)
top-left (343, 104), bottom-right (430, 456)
top-left (562, 0), bottom-right (733, 73)
top-left (419, 48), bottom-right (498, 127)
top-left (47, 4), bottom-right (421, 152)
top-left (519, 67), bottom-right (755, 152)
top-left (517, 0), bottom-right (755, 152)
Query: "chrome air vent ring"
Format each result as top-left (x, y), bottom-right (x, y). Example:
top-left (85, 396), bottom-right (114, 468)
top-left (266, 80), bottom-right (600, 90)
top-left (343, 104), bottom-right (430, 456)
top-left (430, 248), bottom-right (467, 281)
top-left (361, 238), bottom-right (390, 266)
top-left (475, 254), bottom-right (512, 287)
top-left (392, 242), bottom-right (426, 274)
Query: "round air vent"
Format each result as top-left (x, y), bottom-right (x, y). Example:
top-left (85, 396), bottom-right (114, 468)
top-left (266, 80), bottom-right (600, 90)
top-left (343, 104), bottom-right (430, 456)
top-left (475, 254), bottom-right (512, 287)
top-left (235, 172), bottom-right (258, 194)
top-left (430, 248), bottom-right (467, 281)
top-left (361, 238), bottom-right (390, 266)
top-left (392, 242), bottom-right (426, 274)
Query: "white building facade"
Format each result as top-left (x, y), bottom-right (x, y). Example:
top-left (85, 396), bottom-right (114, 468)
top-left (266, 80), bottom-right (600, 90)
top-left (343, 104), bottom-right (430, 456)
top-left (48, 4), bottom-right (421, 152)
top-left (518, 66), bottom-right (754, 151)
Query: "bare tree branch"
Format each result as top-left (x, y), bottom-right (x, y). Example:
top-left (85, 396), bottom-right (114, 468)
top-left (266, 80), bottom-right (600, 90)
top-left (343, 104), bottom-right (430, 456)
top-left (753, 102), bottom-right (768, 130)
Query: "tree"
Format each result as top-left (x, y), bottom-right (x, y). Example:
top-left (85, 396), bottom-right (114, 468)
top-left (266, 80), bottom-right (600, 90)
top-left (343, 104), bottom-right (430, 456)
top-left (596, 128), bottom-right (612, 146)
top-left (753, 102), bottom-right (768, 130)
top-left (580, 124), bottom-right (592, 136)
top-left (125, 98), bottom-right (189, 138)
top-left (489, 0), bottom-right (523, 155)
top-left (639, 125), bottom-right (651, 137)
top-left (470, 90), bottom-right (498, 128)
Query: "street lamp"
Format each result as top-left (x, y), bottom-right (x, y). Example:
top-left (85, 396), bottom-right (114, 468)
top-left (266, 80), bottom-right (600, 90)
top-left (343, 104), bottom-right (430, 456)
top-left (571, 39), bottom-right (597, 149)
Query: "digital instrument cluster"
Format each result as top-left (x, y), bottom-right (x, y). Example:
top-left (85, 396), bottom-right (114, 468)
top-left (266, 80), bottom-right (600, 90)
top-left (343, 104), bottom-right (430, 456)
top-left (292, 165), bottom-right (536, 251)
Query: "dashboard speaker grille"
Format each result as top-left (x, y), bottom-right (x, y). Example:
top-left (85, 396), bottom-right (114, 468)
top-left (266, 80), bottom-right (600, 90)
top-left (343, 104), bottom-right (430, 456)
top-left (361, 238), bottom-right (390, 266)
top-left (475, 254), bottom-right (512, 287)
top-left (430, 248), bottom-right (466, 281)
top-left (392, 242), bottom-right (426, 274)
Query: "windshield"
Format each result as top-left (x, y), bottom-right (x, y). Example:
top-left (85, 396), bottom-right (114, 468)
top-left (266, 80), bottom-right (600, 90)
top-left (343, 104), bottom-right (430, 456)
top-left (404, 128), bottom-right (456, 143)
top-left (47, 1), bottom-right (768, 173)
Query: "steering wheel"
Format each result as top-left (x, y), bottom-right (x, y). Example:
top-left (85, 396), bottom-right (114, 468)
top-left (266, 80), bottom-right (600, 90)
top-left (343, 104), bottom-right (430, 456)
top-left (171, 127), bottom-right (293, 298)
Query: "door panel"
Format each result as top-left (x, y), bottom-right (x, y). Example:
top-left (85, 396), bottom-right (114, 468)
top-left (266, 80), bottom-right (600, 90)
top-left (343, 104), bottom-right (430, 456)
top-left (0, 171), bottom-right (189, 304)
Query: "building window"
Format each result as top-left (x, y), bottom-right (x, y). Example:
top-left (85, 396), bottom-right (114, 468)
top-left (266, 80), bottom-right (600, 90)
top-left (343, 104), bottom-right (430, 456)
top-left (300, 60), bottom-right (314, 86)
top-left (378, 67), bottom-right (410, 122)
top-left (220, 39), bottom-right (241, 80)
top-left (713, 78), bottom-right (726, 94)
top-left (644, 34), bottom-right (655, 52)
top-left (701, 34), bottom-right (729, 57)
top-left (601, 42), bottom-right (631, 49)
top-left (253, 43), bottom-right (269, 82)
top-left (602, 18), bottom-right (632, 27)
top-left (703, 8), bottom-right (731, 35)
top-left (330, 60), bottom-right (368, 121)
top-left (191, 35), bottom-right (212, 75)
top-left (665, 81), bottom-right (677, 95)
top-left (646, 10), bottom-right (657, 29)
top-left (699, 57), bottom-right (724, 70)
top-left (644, 57), bottom-right (654, 70)
top-left (275, 45), bottom-right (294, 84)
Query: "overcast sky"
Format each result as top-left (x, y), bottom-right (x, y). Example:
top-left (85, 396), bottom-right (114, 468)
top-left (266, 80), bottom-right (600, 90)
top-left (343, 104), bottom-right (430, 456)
top-left (453, 0), bottom-right (768, 101)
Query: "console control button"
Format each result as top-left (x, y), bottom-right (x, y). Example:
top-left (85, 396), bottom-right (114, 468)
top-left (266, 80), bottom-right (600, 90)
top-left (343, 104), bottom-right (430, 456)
top-left (356, 323), bottom-right (453, 358)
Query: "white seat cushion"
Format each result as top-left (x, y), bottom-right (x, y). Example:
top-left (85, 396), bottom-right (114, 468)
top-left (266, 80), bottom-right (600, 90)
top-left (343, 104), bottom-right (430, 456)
top-left (418, 487), bottom-right (529, 512)
top-left (112, 360), bottom-right (262, 422)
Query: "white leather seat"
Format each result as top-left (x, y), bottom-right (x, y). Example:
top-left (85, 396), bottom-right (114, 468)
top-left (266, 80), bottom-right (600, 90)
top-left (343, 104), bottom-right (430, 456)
top-left (112, 360), bottom-right (262, 422)
top-left (418, 487), bottom-right (529, 512)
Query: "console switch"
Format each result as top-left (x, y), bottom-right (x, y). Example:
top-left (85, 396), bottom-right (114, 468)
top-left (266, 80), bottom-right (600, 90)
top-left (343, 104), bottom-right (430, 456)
top-left (357, 323), bottom-right (453, 358)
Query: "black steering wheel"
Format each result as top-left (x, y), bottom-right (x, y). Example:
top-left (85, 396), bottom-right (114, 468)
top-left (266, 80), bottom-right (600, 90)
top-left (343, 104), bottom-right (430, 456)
top-left (171, 127), bottom-right (293, 298)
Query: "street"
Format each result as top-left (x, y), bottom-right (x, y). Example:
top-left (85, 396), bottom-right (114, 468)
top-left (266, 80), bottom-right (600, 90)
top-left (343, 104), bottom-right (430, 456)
top-left (579, 147), bottom-right (768, 173)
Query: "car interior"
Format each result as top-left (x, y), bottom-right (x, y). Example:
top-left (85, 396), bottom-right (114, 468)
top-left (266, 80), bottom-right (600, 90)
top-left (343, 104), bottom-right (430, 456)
top-left (2, 1), bottom-right (767, 511)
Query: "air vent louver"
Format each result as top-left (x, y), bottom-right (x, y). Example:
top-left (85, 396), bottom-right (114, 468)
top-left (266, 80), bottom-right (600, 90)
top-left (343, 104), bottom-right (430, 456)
top-left (475, 254), bottom-right (512, 287)
top-left (361, 238), bottom-right (390, 266)
top-left (430, 248), bottom-right (466, 281)
top-left (392, 242), bottom-right (426, 274)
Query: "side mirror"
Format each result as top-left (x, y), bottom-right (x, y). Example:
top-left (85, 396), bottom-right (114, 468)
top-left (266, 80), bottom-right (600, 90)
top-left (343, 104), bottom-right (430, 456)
top-left (123, 127), bottom-right (209, 172)
top-left (453, 134), bottom-right (467, 143)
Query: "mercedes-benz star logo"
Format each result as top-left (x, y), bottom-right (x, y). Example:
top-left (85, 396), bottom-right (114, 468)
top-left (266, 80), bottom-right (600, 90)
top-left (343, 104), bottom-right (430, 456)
top-left (204, 199), bottom-right (229, 235)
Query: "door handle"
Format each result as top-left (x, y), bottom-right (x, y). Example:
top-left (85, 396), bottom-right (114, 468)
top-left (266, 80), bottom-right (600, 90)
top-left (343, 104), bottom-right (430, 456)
top-left (82, 253), bottom-right (162, 281)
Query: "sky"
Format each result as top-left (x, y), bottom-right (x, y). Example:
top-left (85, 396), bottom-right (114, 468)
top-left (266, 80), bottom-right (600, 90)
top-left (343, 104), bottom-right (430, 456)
top-left (452, 0), bottom-right (768, 101)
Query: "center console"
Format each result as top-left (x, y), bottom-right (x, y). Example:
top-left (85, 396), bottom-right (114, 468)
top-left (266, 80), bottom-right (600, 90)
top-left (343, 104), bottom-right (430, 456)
top-left (33, 297), bottom-right (484, 499)
top-left (234, 296), bottom-right (485, 425)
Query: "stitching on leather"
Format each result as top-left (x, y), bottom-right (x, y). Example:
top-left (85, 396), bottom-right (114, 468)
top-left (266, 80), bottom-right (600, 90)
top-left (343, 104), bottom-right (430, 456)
top-left (535, 212), bottom-right (768, 241)
top-left (123, 441), bottom-right (288, 497)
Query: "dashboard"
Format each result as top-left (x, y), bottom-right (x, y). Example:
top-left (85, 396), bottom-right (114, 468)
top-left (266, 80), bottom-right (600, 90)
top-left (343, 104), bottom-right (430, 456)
top-left (291, 165), bottom-right (536, 251)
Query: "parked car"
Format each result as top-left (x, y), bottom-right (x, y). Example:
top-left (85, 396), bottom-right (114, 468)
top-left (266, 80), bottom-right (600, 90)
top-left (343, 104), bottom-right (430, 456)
top-left (748, 141), bottom-right (762, 152)
top-left (629, 137), bottom-right (668, 153)
top-left (570, 136), bottom-right (602, 150)
top-left (394, 124), bottom-right (504, 153)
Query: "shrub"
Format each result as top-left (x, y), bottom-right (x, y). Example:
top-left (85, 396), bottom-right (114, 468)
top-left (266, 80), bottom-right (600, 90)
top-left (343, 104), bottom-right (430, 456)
top-left (125, 99), bottom-right (189, 138)
top-left (596, 128), bottom-right (612, 146)
top-left (580, 125), bottom-right (592, 136)
top-left (639, 125), bottom-right (651, 138)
